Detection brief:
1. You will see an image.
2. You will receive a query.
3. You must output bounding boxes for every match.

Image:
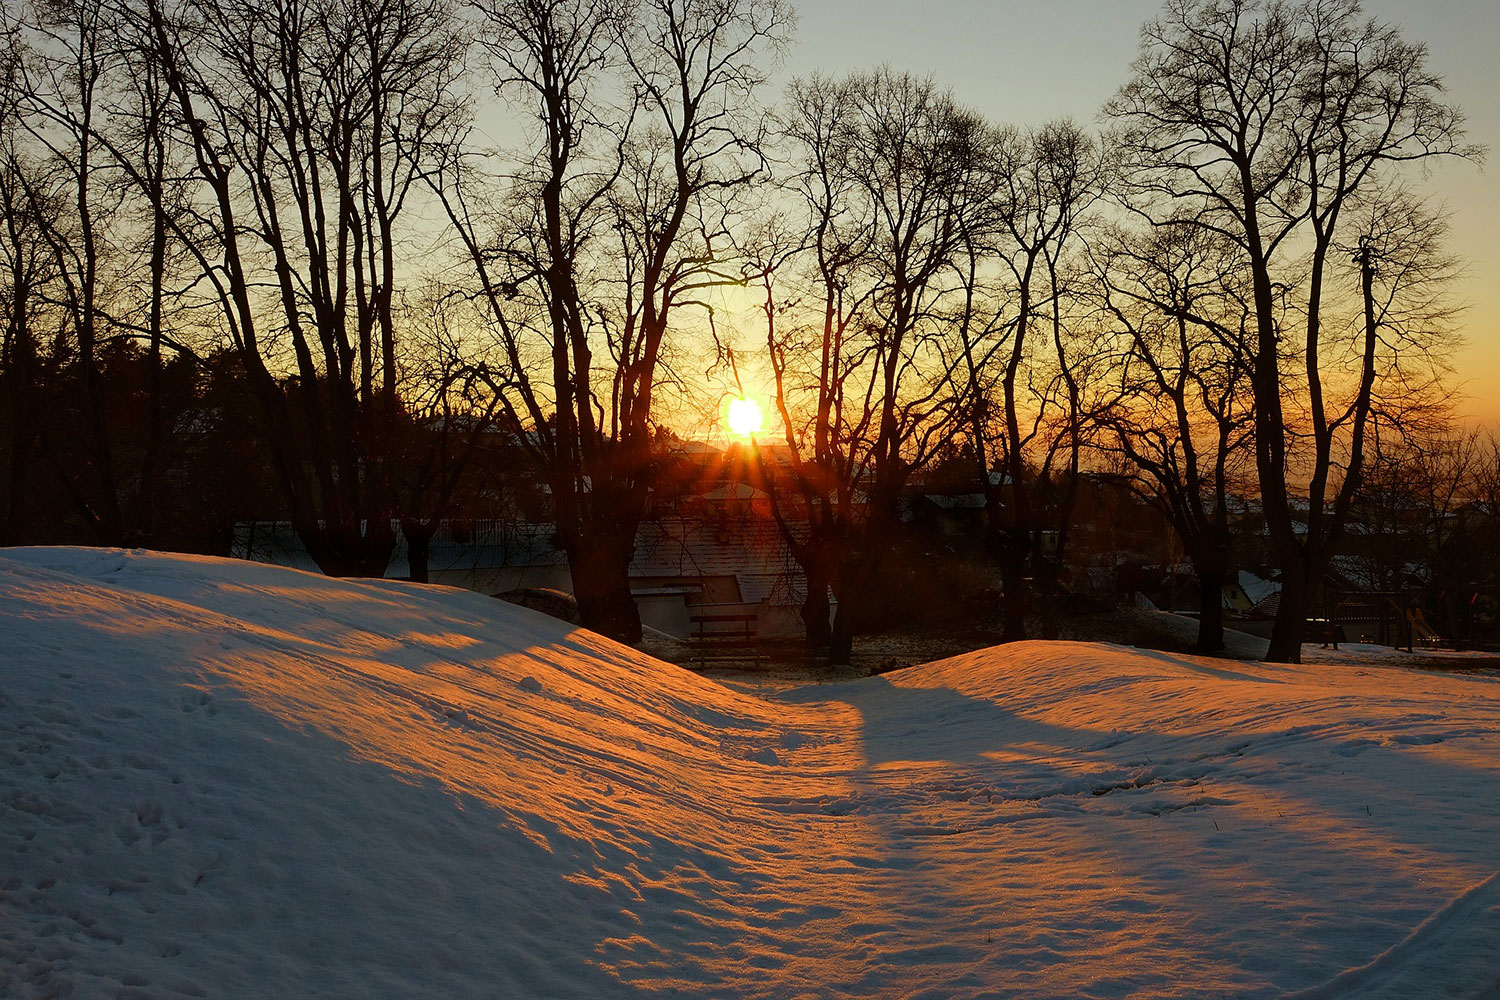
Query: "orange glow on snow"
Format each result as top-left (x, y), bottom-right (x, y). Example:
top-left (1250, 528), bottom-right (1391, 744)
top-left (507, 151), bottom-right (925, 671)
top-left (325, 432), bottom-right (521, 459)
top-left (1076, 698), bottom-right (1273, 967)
top-left (10, 551), bottom-right (1500, 998)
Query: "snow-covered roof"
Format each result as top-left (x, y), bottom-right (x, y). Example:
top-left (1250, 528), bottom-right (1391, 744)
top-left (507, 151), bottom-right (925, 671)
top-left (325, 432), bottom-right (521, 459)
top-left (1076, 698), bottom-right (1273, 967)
top-left (923, 493), bottom-right (988, 510)
top-left (1238, 570), bottom-right (1280, 607)
top-left (699, 483), bottom-right (770, 503)
top-left (632, 516), bottom-right (801, 606)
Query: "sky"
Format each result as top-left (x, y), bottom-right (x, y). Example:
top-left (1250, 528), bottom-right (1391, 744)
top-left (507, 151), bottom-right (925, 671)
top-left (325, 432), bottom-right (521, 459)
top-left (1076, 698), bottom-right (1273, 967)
top-left (776, 0), bottom-right (1500, 426)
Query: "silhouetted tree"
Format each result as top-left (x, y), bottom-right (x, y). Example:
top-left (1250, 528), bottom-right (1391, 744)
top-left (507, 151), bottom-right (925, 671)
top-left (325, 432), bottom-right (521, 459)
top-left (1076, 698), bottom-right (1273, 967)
top-left (125, 0), bottom-right (467, 576)
top-left (7, 0), bottom-right (126, 543)
top-left (947, 119), bottom-right (1106, 641)
top-left (768, 69), bottom-right (989, 662)
top-left (1091, 220), bottom-right (1256, 652)
top-left (391, 288), bottom-right (503, 583)
top-left (444, 0), bottom-right (790, 641)
top-left (1109, 0), bottom-right (1477, 661)
top-left (0, 30), bottom-right (52, 544)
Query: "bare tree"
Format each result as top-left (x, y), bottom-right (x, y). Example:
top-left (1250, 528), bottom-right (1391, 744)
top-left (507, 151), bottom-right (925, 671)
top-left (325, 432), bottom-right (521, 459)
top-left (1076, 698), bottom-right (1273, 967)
top-left (1091, 219), bottom-right (1257, 652)
top-left (767, 69), bottom-right (990, 662)
top-left (1109, 0), bottom-right (1478, 661)
top-left (122, 0), bottom-right (467, 576)
top-left (446, 0), bottom-right (791, 641)
top-left (111, 0), bottom-right (184, 544)
top-left (947, 119), bottom-right (1106, 641)
top-left (391, 288), bottom-right (503, 583)
top-left (1441, 434), bottom-right (1500, 647)
top-left (1349, 420), bottom-right (1474, 597)
top-left (0, 0), bottom-right (216, 549)
top-left (0, 156), bottom-right (48, 546)
top-left (0, 24), bottom-right (55, 544)
top-left (7, 0), bottom-right (128, 543)
top-left (755, 73), bottom-right (873, 650)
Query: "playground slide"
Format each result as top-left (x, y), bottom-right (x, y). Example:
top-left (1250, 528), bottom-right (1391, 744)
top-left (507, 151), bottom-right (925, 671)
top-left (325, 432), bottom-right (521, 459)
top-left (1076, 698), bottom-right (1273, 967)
top-left (1407, 607), bottom-right (1439, 643)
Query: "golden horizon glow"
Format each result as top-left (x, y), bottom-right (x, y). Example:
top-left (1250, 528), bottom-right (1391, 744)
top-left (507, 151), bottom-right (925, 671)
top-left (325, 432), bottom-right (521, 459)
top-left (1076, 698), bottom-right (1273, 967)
top-left (727, 397), bottom-right (765, 437)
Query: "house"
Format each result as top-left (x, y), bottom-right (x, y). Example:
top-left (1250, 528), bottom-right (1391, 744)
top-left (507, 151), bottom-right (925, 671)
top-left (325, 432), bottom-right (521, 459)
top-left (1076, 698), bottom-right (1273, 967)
top-left (231, 507), bottom-right (811, 640)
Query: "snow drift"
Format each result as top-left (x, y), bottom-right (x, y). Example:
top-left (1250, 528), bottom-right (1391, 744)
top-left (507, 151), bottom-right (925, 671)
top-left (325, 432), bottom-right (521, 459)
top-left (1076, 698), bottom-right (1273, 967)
top-left (2, 548), bottom-right (1499, 999)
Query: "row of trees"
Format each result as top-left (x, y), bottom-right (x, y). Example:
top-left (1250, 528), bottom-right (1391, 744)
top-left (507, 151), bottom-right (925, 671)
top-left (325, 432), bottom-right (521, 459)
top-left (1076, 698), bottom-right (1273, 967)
top-left (747, 0), bottom-right (1473, 661)
top-left (0, 0), bottom-right (1481, 662)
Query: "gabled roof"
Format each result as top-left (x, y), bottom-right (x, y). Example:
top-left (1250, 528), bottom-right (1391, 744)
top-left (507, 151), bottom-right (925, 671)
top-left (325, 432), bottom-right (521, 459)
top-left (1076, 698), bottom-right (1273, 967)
top-left (924, 493), bottom-right (987, 510)
top-left (632, 516), bottom-right (802, 605)
top-left (1238, 570), bottom-right (1280, 607)
top-left (699, 483), bottom-right (770, 503)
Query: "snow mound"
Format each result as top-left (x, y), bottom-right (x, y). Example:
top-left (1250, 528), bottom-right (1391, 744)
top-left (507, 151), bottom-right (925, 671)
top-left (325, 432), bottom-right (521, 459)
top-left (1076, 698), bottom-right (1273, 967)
top-left (3, 548), bottom-right (1500, 999)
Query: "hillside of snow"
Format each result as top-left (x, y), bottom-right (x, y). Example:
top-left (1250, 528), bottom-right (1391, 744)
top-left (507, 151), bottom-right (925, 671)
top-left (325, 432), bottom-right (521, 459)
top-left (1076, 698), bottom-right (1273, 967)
top-left (3, 548), bottom-right (1499, 999)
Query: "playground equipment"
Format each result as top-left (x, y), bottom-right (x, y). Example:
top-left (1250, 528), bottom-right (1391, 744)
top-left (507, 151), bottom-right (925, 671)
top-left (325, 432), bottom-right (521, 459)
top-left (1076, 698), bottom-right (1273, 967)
top-left (1324, 590), bottom-right (1433, 652)
top-left (1407, 606), bottom-right (1440, 646)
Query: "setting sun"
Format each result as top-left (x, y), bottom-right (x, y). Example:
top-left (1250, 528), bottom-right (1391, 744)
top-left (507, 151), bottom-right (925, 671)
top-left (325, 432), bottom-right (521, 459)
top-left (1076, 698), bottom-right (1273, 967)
top-left (726, 397), bottom-right (765, 437)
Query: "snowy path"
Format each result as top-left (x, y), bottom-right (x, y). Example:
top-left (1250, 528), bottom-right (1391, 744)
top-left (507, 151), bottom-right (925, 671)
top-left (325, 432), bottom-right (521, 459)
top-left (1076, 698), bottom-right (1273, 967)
top-left (3, 549), bottom-right (1499, 998)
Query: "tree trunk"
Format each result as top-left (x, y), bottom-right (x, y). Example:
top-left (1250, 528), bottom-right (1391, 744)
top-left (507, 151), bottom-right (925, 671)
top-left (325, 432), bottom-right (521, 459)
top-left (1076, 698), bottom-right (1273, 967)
top-left (136, 169), bottom-right (169, 548)
top-left (569, 527), bottom-right (641, 644)
top-left (1266, 567), bottom-right (1308, 663)
top-left (302, 517), bottom-right (397, 578)
top-left (826, 543), bottom-right (880, 666)
top-left (402, 518), bottom-right (435, 584)
top-left (1034, 554), bottom-right (1061, 641)
top-left (1195, 567), bottom-right (1226, 654)
top-left (801, 560), bottom-right (832, 647)
top-left (2, 411), bottom-right (32, 545)
top-left (1, 329), bottom-right (35, 545)
top-left (821, 495), bottom-right (902, 664)
top-left (998, 532), bottom-right (1028, 643)
top-left (827, 603), bottom-right (855, 666)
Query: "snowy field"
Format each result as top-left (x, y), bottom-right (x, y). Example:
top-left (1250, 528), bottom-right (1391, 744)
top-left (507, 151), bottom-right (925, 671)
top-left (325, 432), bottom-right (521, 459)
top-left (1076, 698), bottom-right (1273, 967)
top-left (3, 549), bottom-right (1499, 1000)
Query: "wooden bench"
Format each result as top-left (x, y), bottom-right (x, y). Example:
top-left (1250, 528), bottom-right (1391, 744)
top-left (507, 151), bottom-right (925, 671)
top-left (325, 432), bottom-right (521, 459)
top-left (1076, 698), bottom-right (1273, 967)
top-left (688, 612), bottom-right (761, 670)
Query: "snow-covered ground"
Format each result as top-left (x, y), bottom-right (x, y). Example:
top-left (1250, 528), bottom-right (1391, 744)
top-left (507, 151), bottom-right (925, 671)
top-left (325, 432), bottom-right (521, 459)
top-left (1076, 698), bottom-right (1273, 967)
top-left (3, 549), bottom-right (1499, 1000)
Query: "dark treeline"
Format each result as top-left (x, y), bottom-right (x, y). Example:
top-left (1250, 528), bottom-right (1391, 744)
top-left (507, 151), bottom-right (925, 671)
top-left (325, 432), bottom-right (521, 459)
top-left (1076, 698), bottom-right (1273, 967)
top-left (0, 0), bottom-right (1488, 662)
